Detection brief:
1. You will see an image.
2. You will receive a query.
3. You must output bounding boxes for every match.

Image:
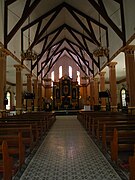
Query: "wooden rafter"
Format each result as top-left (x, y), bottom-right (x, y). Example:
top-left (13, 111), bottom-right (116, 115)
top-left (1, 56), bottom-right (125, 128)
top-left (66, 40), bottom-right (93, 74)
top-left (30, 8), bottom-right (62, 50)
top-left (32, 27), bottom-right (64, 71)
top-left (67, 49), bottom-right (87, 76)
top-left (66, 30), bottom-right (99, 68)
top-left (4, 0), bottom-right (41, 47)
top-left (37, 39), bottom-right (65, 76)
top-left (88, 0), bottom-right (126, 44)
top-left (20, 2), bottom-right (107, 72)
top-left (42, 50), bottom-right (64, 79)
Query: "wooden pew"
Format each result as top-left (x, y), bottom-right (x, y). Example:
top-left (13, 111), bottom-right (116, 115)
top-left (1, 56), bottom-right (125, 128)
top-left (0, 112), bottom-right (56, 151)
top-left (129, 155), bottom-right (135, 180)
top-left (0, 140), bottom-right (13, 180)
top-left (110, 128), bottom-right (135, 162)
top-left (77, 110), bottom-right (127, 133)
top-left (0, 132), bottom-right (25, 168)
top-left (0, 111), bottom-right (56, 179)
top-left (91, 115), bottom-right (135, 137)
top-left (1, 116), bottom-right (44, 137)
top-left (98, 120), bottom-right (135, 149)
top-left (0, 126), bottom-right (34, 153)
top-left (3, 111), bottom-right (56, 135)
top-left (0, 120), bottom-right (41, 143)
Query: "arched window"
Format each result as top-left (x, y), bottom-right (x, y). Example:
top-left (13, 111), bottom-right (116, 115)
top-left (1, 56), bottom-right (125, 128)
top-left (59, 66), bottom-right (62, 79)
top-left (120, 88), bottom-right (126, 107)
top-left (6, 91), bottom-right (11, 110)
top-left (51, 71), bottom-right (54, 86)
top-left (77, 71), bottom-right (80, 85)
top-left (69, 66), bottom-right (72, 78)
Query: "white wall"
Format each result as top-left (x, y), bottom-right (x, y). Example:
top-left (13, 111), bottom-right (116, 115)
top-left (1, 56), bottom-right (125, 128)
top-left (124, 0), bottom-right (135, 41)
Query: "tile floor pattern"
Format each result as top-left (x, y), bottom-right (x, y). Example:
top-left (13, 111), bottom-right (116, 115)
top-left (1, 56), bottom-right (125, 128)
top-left (16, 116), bottom-right (127, 180)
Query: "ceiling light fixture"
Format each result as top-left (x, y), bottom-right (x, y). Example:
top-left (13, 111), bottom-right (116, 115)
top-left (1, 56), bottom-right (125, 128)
top-left (21, 49), bottom-right (37, 61)
top-left (93, 4), bottom-right (109, 58)
top-left (21, 16), bottom-right (37, 61)
top-left (93, 46), bottom-right (109, 57)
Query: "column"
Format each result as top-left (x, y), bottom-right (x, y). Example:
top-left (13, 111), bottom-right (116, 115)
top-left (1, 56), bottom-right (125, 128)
top-left (93, 78), bottom-right (99, 109)
top-left (26, 74), bottom-right (32, 112)
top-left (124, 45), bottom-right (135, 114)
top-left (14, 65), bottom-right (23, 115)
top-left (44, 78), bottom-right (52, 99)
top-left (108, 62), bottom-right (117, 112)
top-left (38, 83), bottom-right (42, 111)
top-left (0, 50), bottom-right (6, 117)
top-left (80, 84), bottom-right (87, 108)
top-left (99, 72), bottom-right (106, 111)
top-left (33, 79), bottom-right (38, 112)
top-left (90, 79), bottom-right (94, 110)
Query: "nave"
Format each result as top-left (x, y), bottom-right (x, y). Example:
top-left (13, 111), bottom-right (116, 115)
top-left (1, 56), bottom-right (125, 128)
top-left (14, 116), bottom-right (128, 180)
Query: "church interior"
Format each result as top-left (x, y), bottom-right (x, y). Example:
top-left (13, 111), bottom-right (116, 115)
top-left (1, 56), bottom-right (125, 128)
top-left (0, 0), bottom-right (135, 179)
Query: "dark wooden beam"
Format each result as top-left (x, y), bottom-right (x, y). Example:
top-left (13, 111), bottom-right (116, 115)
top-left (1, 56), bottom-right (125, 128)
top-left (66, 28), bottom-right (99, 68)
top-left (119, 0), bottom-right (126, 45)
top-left (36, 24), bottom-right (65, 45)
top-left (22, 2), bottom-right (65, 32)
top-left (67, 40), bottom-right (93, 74)
top-left (88, 0), bottom-right (125, 42)
top-left (33, 27), bottom-right (63, 71)
top-left (32, 20), bottom-right (42, 46)
top-left (113, 0), bottom-right (121, 3)
top-left (4, 0), bottom-right (41, 47)
top-left (37, 39), bottom-right (64, 75)
top-left (66, 49), bottom-right (87, 76)
top-left (67, 7), bottom-right (96, 44)
top-left (64, 2), bottom-right (107, 30)
top-left (36, 23), bottom-right (96, 47)
top-left (5, 0), bottom-right (16, 6)
top-left (86, 19), bottom-right (100, 46)
top-left (42, 50), bottom-right (64, 79)
top-left (65, 24), bottom-right (96, 45)
top-left (29, 7), bottom-right (62, 50)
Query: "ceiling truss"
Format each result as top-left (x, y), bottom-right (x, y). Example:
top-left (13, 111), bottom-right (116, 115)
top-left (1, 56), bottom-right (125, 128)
top-left (4, 0), bottom-right (126, 79)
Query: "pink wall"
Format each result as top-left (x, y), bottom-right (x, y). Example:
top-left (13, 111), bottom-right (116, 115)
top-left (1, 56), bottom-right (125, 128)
top-left (49, 55), bottom-right (83, 82)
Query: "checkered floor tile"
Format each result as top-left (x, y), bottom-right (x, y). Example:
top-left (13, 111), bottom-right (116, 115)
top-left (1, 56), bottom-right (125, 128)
top-left (14, 116), bottom-right (128, 180)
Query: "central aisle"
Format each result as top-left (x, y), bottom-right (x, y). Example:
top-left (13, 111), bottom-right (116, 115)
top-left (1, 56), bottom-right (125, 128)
top-left (19, 116), bottom-right (123, 180)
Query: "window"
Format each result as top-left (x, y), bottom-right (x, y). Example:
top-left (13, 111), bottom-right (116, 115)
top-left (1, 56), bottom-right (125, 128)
top-left (51, 71), bottom-right (54, 86)
top-left (77, 71), bottom-right (80, 85)
top-left (59, 66), bottom-right (62, 79)
top-left (121, 88), bottom-right (126, 107)
top-left (69, 66), bottom-right (72, 78)
top-left (6, 91), bottom-right (11, 110)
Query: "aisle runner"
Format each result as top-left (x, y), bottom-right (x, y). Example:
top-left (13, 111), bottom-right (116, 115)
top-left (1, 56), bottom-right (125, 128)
top-left (19, 116), bottom-right (123, 180)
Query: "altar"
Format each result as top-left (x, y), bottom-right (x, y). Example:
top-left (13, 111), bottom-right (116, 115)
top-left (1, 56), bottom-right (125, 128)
top-left (53, 75), bottom-right (79, 110)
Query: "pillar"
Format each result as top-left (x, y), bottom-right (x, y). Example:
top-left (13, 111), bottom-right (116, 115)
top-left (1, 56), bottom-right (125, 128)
top-left (124, 45), bottom-right (135, 113)
top-left (80, 84), bottom-right (87, 107)
top-left (33, 79), bottom-right (38, 112)
top-left (0, 50), bottom-right (6, 117)
top-left (90, 78), bottom-right (94, 110)
top-left (108, 62), bottom-right (117, 112)
top-left (99, 72), bottom-right (106, 111)
top-left (38, 83), bottom-right (42, 110)
top-left (14, 65), bottom-right (23, 115)
top-left (94, 78), bottom-right (99, 111)
top-left (44, 78), bottom-right (52, 100)
top-left (93, 78), bottom-right (99, 109)
top-left (26, 74), bottom-right (32, 112)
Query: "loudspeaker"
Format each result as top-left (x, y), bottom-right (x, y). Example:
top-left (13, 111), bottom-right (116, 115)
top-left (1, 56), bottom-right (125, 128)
top-left (99, 91), bottom-right (109, 98)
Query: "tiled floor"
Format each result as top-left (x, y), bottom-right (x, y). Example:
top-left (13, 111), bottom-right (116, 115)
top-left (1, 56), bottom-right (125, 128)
top-left (14, 116), bottom-right (128, 180)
